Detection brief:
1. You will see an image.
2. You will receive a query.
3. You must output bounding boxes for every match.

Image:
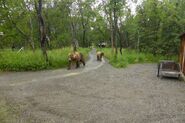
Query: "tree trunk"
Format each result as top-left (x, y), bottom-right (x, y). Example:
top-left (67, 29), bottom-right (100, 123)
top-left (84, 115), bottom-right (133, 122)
top-left (29, 17), bottom-right (35, 52)
top-left (109, 10), bottom-right (115, 54)
top-left (35, 0), bottom-right (48, 62)
top-left (82, 27), bottom-right (86, 47)
top-left (113, 0), bottom-right (118, 57)
top-left (118, 29), bottom-right (123, 55)
top-left (137, 30), bottom-right (140, 53)
top-left (78, 0), bottom-right (86, 47)
top-left (67, 2), bottom-right (78, 52)
top-left (71, 21), bottom-right (77, 52)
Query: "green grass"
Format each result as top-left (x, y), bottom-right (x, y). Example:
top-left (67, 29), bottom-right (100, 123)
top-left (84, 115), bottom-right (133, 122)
top-left (0, 48), bottom-right (90, 71)
top-left (99, 48), bottom-right (178, 68)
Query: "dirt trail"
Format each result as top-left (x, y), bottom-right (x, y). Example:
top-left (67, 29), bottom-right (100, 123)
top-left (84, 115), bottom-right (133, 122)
top-left (0, 50), bottom-right (185, 123)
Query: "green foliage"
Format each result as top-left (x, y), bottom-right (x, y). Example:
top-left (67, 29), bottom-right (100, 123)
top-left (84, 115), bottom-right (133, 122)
top-left (0, 48), bottom-right (90, 71)
top-left (124, 0), bottom-right (185, 55)
top-left (100, 48), bottom-right (177, 68)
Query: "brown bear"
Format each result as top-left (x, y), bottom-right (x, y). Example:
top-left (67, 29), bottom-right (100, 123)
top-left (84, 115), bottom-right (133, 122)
top-left (96, 51), bottom-right (104, 61)
top-left (68, 51), bottom-right (85, 70)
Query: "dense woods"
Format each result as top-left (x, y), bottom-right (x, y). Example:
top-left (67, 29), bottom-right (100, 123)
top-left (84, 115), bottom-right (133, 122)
top-left (0, 0), bottom-right (185, 56)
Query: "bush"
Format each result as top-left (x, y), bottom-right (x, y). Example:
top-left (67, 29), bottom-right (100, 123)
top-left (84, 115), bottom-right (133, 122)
top-left (0, 48), bottom-right (90, 71)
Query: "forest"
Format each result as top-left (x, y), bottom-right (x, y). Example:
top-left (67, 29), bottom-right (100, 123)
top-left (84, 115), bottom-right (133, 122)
top-left (0, 0), bottom-right (185, 70)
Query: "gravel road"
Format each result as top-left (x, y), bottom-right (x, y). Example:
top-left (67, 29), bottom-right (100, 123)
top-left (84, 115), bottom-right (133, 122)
top-left (0, 49), bottom-right (185, 123)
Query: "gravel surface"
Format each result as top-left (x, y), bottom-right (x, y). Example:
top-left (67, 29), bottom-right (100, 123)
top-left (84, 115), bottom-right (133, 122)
top-left (0, 49), bottom-right (185, 123)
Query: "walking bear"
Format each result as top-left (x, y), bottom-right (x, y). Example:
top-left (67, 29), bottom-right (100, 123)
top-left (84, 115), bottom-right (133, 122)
top-left (96, 51), bottom-right (104, 61)
top-left (68, 52), bottom-right (85, 70)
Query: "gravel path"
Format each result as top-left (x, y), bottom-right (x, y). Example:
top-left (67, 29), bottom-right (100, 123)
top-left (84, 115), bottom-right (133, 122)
top-left (0, 49), bottom-right (185, 123)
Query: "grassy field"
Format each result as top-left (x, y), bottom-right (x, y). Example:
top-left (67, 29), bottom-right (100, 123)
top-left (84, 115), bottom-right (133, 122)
top-left (0, 48), bottom-right (90, 71)
top-left (0, 47), bottom-right (178, 71)
top-left (98, 48), bottom-right (178, 68)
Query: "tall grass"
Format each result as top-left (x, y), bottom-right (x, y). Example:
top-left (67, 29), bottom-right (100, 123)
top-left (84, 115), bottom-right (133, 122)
top-left (0, 48), bottom-right (90, 71)
top-left (99, 48), bottom-right (178, 68)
